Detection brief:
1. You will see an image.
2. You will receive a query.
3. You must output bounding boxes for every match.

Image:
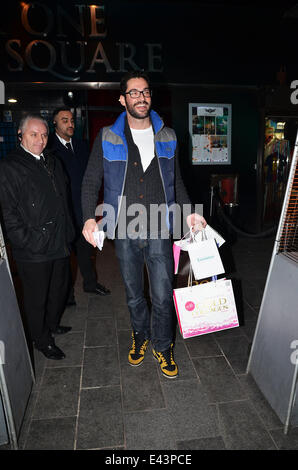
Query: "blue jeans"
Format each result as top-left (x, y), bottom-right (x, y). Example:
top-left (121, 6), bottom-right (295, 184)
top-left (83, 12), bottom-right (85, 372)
top-left (114, 238), bottom-right (174, 352)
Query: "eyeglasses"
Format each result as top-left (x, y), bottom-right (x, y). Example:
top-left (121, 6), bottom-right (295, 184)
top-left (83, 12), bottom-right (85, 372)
top-left (125, 88), bottom-right (152, 99)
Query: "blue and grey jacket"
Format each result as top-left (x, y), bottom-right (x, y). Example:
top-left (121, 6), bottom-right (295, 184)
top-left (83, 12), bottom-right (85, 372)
top-left (101, 110), bottom-right (177, 238)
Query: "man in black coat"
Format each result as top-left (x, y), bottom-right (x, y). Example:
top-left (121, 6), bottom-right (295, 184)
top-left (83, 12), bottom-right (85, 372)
top-left (47, 107), bottom-right (110, 302)
top-left (0, 114), bottom-right (74, 360)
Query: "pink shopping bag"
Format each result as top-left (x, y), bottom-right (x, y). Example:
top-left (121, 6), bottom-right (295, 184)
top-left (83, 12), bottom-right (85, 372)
top-left (173, 243), bottom-right (181, 274)
top-left (173, 279), bottom-right (239, 339)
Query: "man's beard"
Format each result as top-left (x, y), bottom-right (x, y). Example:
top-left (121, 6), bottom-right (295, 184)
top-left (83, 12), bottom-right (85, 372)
top-left (125, 98), bottom-right (151, 119)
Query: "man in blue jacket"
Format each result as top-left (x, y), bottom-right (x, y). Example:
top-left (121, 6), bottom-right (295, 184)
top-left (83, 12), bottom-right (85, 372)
top-left (48, 108), bottom-right (110, 302)
top-left (81, 71), bottom-right (206, 378)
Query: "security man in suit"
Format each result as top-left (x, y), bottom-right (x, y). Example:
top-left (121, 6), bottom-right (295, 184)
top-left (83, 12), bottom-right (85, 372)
top-left (0, 114), bottom-right (74, 360)
top-left (47, 107), bottom-right (110, 302)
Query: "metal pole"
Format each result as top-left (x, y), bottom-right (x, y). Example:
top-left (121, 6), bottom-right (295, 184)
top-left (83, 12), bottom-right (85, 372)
top-left (0, 225), bottom-right (35, 384)
top-left (0, 365), bottom-right (18, 449)
top-left (284, 361), bottom-right (298, 435)
top-left (210, 186), bottom-right (214, 218)
top-left (247, 133), bottom-right (298, 373)
top-left (0, 225), bottom-right (12, 283)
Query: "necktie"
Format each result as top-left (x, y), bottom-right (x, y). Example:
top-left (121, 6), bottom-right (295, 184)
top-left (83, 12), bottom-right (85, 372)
top-left (65, 142), bottom-right (73, 152)
top-left (40, 154), bottom-right (47, 168)
top-left (40, 154), bottom-right (52, 174)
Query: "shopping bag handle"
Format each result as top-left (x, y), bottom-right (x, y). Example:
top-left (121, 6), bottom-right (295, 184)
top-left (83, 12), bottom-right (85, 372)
top-left (201, 228), bottom-right (208, 241)
top-left (187, 271), bottom-right (217, 287)
top-left (189, 226), bottom-right (208, 242)
top-left (187, 266), bottom-right (193, 287)
top-left (178, 226), bottom-right (207, 246)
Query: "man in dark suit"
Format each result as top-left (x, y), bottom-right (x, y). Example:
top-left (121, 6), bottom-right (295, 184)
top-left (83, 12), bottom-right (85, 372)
top-left (47, 107), bottom-right (110, 302)
top-left (0, 114), bottom-right (74, 360)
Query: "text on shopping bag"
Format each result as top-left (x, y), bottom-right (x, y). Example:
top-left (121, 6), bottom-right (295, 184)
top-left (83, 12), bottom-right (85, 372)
top-left (173, 279), bottom-right (238, 338)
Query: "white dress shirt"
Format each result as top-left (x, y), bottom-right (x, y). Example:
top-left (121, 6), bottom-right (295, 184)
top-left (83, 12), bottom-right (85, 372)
top-left (21, 143), bottom-right (43, 160)
top-left (56, 133), bottom-right (73, 151)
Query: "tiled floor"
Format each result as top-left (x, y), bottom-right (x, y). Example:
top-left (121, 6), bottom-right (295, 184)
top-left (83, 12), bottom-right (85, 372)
top-left (2, 233), bottom-right (298, 450)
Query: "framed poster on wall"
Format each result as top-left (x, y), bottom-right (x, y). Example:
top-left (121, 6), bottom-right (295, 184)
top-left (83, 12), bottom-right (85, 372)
top-left (189, 103), bottom-right (232, 165)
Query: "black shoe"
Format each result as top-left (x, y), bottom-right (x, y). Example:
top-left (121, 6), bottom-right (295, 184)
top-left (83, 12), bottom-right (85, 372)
top-left (66, 300), bottom-right (76, 307)
top-left (51, 326), bottom-right (72, 335)
top-left (36, 343), bottom-right (66, 360)
top-left (84, 283), bottom-right (111, 296)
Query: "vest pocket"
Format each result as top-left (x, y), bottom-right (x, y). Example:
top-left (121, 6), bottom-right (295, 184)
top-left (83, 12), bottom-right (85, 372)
top-left (156, 141), bottom-right (176, 158)
top-left (103, 141), bottom-right (127, 161)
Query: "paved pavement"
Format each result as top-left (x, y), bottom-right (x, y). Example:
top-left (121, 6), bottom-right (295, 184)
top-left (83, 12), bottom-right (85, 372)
top-left (2, 230), bottom-right (298, 450)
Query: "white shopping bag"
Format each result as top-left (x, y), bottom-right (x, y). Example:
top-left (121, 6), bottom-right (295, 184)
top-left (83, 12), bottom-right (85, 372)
top-left (187, 237), bottom-right (225, 280)
top-left (173, 279), bottom-right (239, 339)
top-left (173, 225), bottom-right (225, 279)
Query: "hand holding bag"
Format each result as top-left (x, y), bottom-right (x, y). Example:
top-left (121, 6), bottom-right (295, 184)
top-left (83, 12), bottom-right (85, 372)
top-left (173, 229), bottom-right (238, 339)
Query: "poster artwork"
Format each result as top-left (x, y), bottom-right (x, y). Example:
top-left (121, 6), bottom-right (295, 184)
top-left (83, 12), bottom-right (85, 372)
top-left (189, 103), bottom-right (232, 165)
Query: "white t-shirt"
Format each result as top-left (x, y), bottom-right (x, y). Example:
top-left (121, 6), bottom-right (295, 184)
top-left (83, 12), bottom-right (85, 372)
top-left (130, 126), bottom-right (155, 172)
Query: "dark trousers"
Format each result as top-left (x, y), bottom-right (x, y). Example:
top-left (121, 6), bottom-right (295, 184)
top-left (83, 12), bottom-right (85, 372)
top-left (68, 233), bottom-right (97, 300)
top-left (114, 238), bottom-right (174, 352)
top-left (16, 257), bottom-right (69, 349)
top-left (75, 233), bottom-right (97, 290)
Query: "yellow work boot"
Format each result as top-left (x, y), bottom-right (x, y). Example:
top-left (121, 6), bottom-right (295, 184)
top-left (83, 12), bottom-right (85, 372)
top-left (128, 331), bottom-right (149, 366)
top-left (152, 343), bottom-right (178, 378)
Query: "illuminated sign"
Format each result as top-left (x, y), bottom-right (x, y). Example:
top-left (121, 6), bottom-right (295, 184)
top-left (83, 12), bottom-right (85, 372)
top-left (2, 2), bottom-right (163, 81)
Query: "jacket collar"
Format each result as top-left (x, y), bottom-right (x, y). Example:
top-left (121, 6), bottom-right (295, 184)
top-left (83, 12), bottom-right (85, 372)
top-left (55, 132), bottom-right (73, 148)
top-left (111, 110), bottom-right (163, 137)
top-left (51, 133), bottom-right (76, 152)
top-left (14, 145), bottom-right (55, 172)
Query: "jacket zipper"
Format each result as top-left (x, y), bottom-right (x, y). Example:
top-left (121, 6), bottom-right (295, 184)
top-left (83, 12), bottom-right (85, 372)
top-left (39, 159), bottom-right (58, 195)
top-left (48, 171), bottom-right (58, 195)
top-left (154, 128), bottom-right (172, 234)
top-left (113, 137), bottom-right (129, 239)
top-left (41, 161), bottom-right (68, 254)
top-left (154, 130), bottom-right (168, 205)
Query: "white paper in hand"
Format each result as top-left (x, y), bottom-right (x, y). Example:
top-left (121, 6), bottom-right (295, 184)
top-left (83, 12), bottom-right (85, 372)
top-left (93, 230), bottom-right (105, 251)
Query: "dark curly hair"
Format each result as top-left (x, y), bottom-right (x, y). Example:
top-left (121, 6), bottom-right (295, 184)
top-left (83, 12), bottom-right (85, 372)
top-left (119, 71), bottom-right (150, 95)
